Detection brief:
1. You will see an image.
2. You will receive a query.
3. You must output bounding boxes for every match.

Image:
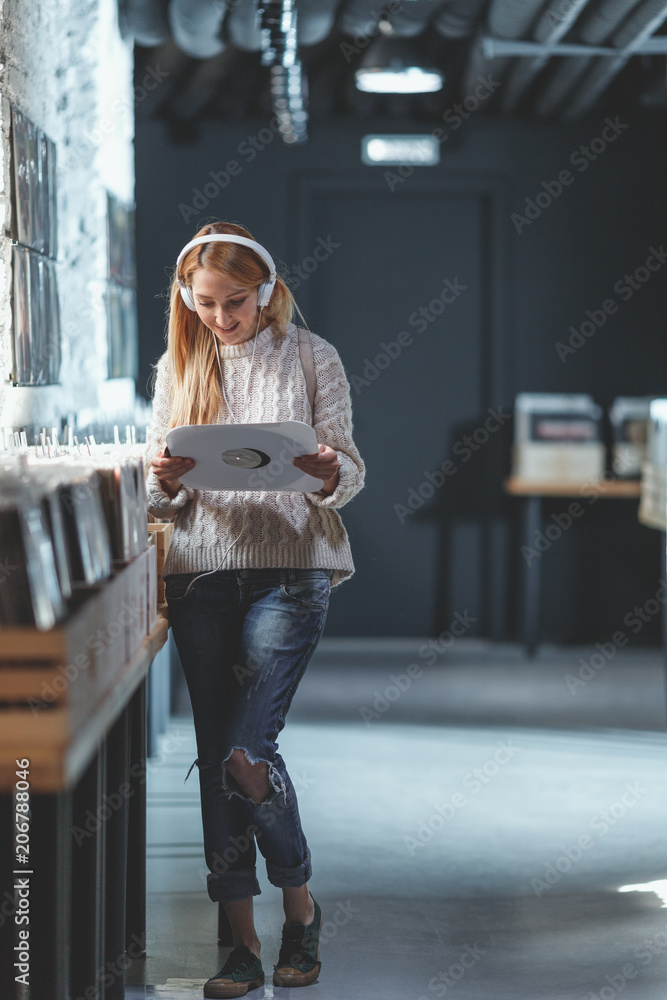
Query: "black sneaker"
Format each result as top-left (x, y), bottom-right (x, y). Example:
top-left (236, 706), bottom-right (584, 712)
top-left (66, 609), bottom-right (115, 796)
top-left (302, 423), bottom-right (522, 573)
top-left (273, 895), bottom-right (322, 987)
top-left (203, 944), bottom-right (265, 998)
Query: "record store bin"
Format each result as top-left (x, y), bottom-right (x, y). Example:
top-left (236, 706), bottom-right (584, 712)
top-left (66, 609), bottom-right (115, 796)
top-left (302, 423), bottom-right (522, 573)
top-left (0, 430), bottom-right (171, 1000)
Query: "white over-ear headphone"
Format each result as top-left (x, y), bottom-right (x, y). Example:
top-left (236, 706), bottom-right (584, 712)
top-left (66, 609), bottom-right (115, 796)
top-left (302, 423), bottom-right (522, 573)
top-left (175, 234), bottom-right (278, 310)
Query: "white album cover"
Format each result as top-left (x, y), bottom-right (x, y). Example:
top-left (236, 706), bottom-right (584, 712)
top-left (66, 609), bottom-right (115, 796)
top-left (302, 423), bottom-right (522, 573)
top-left (165, 420), bottom-right (324, 492)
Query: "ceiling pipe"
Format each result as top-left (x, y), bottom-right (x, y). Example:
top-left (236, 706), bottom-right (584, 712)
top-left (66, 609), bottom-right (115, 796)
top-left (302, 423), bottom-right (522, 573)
top-left (577, 0), bottom-right (649, 38)
top-left (295, 0), bottom-right (340, 45)
top-left (461, 0), bottom-right (548, 101)
top-left (487, 0), bottom-right (548, 37)
top-left (168, 0), bottom-right (226, 59)
top-left (337, 0), bottom-right (395, 39)
top-left (133, 40), bottom-right (195, 115)
top-left (500, 0), bottom-right (592, 111)
top-left (225, 0), bottom-right (262, 51)
top-left (433, 0), bottom-right (488, 39)
top-left (168, 49), bottom-right (243, 118)
top-left (388, 0), bottom-right (445, 37)
top-left (563, 0), bottom-right (667, 116)
top-left (121, 0), bottom-right (171, 46)
top-left (532, 0), bottom-right (644, 116)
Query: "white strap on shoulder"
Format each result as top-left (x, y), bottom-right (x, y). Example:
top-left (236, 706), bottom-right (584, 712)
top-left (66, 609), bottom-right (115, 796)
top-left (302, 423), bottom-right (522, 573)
top-left (297, 326), bottom-right (316, 421)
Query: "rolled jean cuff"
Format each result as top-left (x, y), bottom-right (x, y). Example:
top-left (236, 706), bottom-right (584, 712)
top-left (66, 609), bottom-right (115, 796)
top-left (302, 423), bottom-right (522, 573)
top-left (265, 847), bottom-right (312, 889)
top-left (207, 867), bottom-right (261, 902)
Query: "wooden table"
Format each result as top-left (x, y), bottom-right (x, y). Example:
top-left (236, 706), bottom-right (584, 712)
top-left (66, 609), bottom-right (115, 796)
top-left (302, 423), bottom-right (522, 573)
top-left (505, 477), bottom-right (641, 656)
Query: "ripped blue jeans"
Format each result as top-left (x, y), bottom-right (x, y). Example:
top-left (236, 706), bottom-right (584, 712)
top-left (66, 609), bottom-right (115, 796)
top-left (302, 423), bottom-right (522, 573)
top-left (164, 567), bottom-right (332, 902)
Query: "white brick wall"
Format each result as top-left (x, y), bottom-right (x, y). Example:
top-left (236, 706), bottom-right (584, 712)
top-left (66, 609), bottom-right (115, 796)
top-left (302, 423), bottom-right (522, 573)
top-left (0, 0), bottom-right (136, 431)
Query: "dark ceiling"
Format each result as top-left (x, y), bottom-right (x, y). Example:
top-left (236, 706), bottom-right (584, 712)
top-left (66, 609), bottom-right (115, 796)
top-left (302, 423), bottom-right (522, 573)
top-left (124, 0), bottom-right (667, 142)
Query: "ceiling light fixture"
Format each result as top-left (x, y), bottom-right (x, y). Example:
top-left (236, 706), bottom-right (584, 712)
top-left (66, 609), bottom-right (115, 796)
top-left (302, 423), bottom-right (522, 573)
top-left (355, 36), bottom-right (444, 94)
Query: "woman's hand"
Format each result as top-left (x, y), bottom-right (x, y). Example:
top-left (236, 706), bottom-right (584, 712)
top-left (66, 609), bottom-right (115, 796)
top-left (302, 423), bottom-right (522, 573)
top-left (294, 444), bottom-right (340, 495)
top-left (151, 447), bottom-right (195, 498)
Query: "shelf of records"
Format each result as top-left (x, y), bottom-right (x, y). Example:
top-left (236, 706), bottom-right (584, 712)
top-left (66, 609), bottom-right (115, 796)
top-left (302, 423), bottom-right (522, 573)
top-left (0, 432), bottom-right (175, 785)
top-left (511, 393), bottom-right (653, 485)
top-left (509, 393), bottom-right (667, 529)
top-left (0, 432), bottom-right (164, 632)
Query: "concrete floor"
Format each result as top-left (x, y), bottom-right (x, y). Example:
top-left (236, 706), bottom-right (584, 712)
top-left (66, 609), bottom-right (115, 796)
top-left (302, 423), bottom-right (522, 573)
top-left (126, 638), bottom-right (667, 999)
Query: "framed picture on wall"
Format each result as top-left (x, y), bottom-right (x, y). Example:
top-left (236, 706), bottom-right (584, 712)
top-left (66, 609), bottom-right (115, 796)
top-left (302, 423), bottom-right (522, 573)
top-left (106, 284), bottom-right (124, 379)
top-left (11, 107), bottom-right (38, 249)
top-left (11, 245), bottom-right (61, 386)
top-left (120, 286), bottom-right (138, 379)
top-left (46, 136), bottom-right (58, 260)
top-left (10, 105), bottom-right (60, 384)
top-left (12, 245), bottom-right (31, 385)
top-left (46, 258), bottom-right (61, 381)
top-left (122, 205), bottom-right (136, 288)
top-left (28, 250), bottom-right (45, 383)
top-left (106, 192), bottom-right (137, 379)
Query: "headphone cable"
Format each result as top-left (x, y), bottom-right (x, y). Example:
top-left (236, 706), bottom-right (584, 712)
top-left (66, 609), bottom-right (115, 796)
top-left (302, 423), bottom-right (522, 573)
top-left (179, 307), bottom-right (264, 599)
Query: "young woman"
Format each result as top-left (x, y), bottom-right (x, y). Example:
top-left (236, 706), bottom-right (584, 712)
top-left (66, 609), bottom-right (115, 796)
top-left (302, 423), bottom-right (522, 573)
top-left (144, 221), bottom-right (365, 998)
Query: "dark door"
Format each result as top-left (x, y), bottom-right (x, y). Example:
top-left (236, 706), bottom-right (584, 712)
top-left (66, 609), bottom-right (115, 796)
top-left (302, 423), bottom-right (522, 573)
top-left (293, 177), bottom-right (506, 637)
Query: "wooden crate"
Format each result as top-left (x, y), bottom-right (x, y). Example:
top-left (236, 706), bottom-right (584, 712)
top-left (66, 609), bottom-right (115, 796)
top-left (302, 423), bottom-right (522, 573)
top-left (0, 588), bottom-right (102, 747)
top-left (147, 544), bottom-right (158, 633)
top-left (0, 554), bottom-right (159, 749)
top-left (147, 521), bottom-right (173, 603)
top-left (0, 518), bottom-right (170, 790)
top-left (0, 617), bottom-right (170, 792)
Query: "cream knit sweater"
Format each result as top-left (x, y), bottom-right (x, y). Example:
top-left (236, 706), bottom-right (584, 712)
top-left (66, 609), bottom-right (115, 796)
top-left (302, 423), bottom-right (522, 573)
top-left (144, 321), bottom-right (366, 588)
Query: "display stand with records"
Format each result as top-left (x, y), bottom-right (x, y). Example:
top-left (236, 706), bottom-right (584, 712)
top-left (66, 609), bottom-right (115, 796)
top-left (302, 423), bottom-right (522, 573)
top-left (0, 439), bottom-right (170, 1000)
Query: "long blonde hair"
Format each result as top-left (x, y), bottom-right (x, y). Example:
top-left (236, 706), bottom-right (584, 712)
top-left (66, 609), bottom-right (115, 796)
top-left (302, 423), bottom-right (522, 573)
top-left (161, 221), bottom-right (306, 428)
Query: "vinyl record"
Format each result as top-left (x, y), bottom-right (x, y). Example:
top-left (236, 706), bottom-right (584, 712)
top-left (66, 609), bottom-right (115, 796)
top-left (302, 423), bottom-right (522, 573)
top-left (166, 420), bottom-right (323, 492)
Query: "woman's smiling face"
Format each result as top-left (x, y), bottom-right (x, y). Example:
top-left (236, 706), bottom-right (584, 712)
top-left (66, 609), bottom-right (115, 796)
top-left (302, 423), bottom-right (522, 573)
top-left (190, 268), bottom-right (260, 345)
